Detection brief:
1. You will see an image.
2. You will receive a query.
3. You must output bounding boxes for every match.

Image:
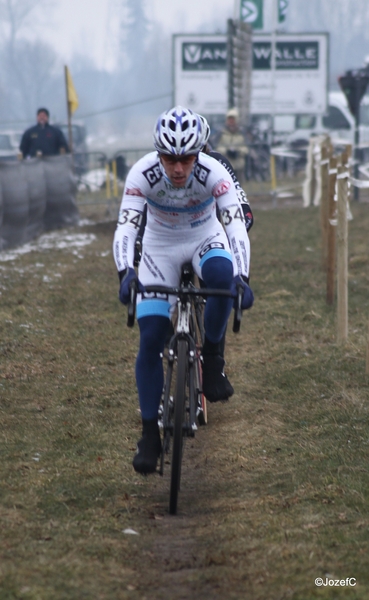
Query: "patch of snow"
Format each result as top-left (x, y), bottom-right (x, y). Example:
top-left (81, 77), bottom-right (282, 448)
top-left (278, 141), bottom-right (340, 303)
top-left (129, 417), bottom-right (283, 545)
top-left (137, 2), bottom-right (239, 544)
top-left (0, 231), bottom-right (97, 262)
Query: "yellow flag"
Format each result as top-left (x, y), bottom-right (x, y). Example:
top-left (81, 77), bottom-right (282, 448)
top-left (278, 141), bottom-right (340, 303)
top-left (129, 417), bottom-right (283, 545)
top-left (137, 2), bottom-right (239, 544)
top-left (65, 66), bottom-right (79, 114)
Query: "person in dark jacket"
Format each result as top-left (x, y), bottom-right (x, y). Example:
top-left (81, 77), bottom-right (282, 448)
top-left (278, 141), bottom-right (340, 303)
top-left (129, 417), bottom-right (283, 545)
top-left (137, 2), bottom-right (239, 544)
top-left (20, 108), bottom-right (69, 158)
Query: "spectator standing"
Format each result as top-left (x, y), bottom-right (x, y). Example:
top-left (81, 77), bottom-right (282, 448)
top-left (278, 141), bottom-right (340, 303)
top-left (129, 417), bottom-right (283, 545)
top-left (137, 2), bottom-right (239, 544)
top-left (20, 108), bottom-right (69, 159)
top-left (216, 108), bottom-right (248, 185)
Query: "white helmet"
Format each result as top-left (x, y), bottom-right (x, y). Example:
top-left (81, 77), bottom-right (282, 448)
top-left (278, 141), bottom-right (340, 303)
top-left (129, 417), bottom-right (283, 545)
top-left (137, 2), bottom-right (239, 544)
top-left (153, 106), bottom-right (204, 155)
top-left (198, 114), bottom-right (211, 147)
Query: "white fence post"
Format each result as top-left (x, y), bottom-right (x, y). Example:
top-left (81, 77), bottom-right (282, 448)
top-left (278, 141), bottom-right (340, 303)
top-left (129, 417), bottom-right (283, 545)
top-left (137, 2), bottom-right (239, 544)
top-left (336, 165), bottom-right (349, 343)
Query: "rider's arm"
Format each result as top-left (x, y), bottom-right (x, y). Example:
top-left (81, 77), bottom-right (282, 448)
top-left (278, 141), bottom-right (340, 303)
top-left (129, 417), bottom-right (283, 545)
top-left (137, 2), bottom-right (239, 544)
top-left (209, 150), bottom-right (254, 231)
top-left (213, 178), bottom-right (251, 281)
top-left (112, 165), bottom-right (146, 278)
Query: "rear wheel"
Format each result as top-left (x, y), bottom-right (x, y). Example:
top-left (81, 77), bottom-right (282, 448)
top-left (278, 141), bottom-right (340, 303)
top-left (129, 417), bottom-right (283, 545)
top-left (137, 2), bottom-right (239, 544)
top-left (169, 340), bottom-right (187, 515)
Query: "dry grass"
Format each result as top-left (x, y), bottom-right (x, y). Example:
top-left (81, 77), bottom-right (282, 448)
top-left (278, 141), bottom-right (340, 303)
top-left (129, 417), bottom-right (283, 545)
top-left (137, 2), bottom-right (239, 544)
top-left (0, 191), bottom-right (369, 599)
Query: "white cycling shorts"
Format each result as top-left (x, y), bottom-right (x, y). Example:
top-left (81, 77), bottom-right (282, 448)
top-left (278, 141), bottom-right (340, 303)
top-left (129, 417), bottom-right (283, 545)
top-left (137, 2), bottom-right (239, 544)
top-left (136, 221), bottom-right (232, 320)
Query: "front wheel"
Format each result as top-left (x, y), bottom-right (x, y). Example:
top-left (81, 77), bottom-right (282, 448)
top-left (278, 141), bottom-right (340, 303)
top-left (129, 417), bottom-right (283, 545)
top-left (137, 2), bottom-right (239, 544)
top-left (169, 340), bottom-right (187, 515)
top-left (196, 353), bottom-right (207, 426)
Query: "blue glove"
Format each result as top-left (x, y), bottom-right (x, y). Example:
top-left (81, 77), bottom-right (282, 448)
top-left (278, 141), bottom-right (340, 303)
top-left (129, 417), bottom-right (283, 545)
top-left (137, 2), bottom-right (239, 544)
top-left (119, 268), bottom-right (138, 305)
top-left (231, 275), bottom-right (254, 310)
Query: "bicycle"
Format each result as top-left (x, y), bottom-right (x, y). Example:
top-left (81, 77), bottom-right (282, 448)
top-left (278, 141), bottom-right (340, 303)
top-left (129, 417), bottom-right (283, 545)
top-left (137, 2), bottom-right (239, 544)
top-left (127, 264), bottom-right (243, 515)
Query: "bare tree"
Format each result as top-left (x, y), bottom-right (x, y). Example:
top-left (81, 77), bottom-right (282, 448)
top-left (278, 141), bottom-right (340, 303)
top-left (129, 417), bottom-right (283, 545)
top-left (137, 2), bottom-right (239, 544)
top-left (287, 0), bottom-right (369, 82)
top-left (0, 0), bottom-right (54, 55)
top-left (0, 0), bottom-right (57, 121)
top-left (117, 0), bottom-right (150, 72)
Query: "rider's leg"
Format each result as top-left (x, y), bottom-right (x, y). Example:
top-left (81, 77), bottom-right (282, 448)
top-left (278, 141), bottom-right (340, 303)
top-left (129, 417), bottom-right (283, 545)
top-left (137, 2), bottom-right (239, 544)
top-left (132, 228), bottom-right (180, 474)
top-left (133, 306), bottom-right (171, 474)
top-left (200, 255), bottom-right (235, 402)
top-left (201, 255), bottom-right (233, 344)
top-left (136, 314), bottom-right (170, 420)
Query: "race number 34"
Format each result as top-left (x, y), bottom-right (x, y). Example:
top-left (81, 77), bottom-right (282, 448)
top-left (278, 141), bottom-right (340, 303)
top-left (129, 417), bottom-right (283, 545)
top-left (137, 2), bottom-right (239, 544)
top-left (220, 206), bottom-right (245, 226)
top-left (118, 209), bottom-right (143, 229)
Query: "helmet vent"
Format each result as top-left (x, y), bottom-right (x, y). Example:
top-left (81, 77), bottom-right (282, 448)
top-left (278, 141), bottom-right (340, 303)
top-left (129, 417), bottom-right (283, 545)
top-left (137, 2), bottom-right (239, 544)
top-left (153, 106), bottom-right (210, 156)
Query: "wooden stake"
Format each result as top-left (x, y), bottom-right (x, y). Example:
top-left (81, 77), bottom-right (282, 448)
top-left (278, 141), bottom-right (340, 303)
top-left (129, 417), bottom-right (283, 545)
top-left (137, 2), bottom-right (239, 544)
top-left (336, 165), bottom-right (349, 343)
top-left (270, 153), bottom-right (276, 191)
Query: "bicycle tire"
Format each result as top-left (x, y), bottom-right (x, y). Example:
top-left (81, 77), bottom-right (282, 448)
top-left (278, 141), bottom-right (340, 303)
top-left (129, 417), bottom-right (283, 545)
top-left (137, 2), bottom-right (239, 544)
top-left (169, 339), bottom-right (187, 515)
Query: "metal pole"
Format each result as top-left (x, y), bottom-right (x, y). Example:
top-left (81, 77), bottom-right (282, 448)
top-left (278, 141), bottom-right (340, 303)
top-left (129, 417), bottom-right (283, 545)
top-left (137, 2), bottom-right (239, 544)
top-left (270, 0), bottom-right (278, 143)
top-left (112, 160), bottom-right (118, 197)
top-left (234, 0), bottom-right (239, 19)
top-left (354, 111), bottom-right (360, 201)
top-left (105, 163), bottom-right (111, 200)
top-left (227, 19), bottom-right (235, 110)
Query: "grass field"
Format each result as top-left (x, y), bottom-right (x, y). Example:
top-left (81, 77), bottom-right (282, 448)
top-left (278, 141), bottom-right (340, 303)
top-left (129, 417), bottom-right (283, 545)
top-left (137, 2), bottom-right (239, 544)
top-left (1, 192), bottom-right (369, 599)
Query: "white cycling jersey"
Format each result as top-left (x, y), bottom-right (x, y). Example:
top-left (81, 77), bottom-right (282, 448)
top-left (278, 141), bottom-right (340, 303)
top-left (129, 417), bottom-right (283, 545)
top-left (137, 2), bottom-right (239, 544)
top-left (113, 151), bottom-right (250, 279)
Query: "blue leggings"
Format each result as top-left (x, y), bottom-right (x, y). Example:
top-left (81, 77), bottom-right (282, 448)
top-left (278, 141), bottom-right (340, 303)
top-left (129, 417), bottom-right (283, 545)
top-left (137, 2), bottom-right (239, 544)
top-left (136, 256), bottom-right (233, 420)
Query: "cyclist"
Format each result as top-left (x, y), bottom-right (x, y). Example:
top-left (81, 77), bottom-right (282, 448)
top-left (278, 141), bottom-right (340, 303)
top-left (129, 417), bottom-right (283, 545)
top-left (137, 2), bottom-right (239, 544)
top-left (113, 106), bottom-right (254, 474)
top-left (133, 119), bottom-right (254, 263)
top-left (198, 114), bottom-right (254, 233)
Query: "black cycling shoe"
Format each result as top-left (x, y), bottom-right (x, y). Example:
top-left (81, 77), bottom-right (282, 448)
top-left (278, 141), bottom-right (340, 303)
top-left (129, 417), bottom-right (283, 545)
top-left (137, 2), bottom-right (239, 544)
top-left (202, 353), bottom-right (234, 402)
top-left (132, 418), bottom-right (162, 474)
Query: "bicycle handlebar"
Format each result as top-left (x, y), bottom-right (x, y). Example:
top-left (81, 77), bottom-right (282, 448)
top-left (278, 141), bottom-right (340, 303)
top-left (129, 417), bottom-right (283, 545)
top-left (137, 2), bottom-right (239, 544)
top-left (126, 282), bottom-right (243, 332)
top-left (144, 284), bottom-right (233, 298)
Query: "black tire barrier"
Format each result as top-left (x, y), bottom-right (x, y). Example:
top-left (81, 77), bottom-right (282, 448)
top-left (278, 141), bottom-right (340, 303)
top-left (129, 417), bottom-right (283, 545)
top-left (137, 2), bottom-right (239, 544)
top-left (0, 154), bottom-right (79, 250)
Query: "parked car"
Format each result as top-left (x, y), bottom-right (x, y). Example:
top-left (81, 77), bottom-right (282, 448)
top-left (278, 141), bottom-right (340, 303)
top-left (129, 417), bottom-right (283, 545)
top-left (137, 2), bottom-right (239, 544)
top-left (285, 91), bottom-right (369, 152)
top-left (0, 130), bottom-right (22, 160)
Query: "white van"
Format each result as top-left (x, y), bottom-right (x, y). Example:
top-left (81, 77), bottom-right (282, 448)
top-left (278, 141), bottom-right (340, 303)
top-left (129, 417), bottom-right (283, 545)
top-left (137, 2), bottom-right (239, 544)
top-left (283, 91), bottom-right (369, 149)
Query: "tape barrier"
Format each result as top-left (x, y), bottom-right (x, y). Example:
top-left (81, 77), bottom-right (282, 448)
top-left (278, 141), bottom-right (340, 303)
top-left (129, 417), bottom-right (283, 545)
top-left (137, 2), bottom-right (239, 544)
top-left (270, 147), bottom-right (301, 159)
top-left (358, 163), bottom-right (369, 178)
top-left (350, 177), bottom-right (369, 188)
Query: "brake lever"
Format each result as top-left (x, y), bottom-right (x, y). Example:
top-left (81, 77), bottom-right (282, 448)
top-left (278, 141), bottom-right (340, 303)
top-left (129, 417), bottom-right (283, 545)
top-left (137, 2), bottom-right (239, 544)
top-left (232, 283), bottom-right (243, 333)
top-left (127, 279), bottom-right (138, 328)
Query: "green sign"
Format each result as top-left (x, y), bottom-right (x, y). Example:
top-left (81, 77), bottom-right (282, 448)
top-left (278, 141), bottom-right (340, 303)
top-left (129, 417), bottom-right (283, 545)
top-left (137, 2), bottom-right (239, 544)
top-left (240, 0), bottom-right (263, 30)
top-left (278, 0), bottom-right (289, 23)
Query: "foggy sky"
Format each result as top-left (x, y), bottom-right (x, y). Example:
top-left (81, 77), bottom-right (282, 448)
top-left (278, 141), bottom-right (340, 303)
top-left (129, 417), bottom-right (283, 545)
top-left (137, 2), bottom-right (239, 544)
top-left (1, 0), bottom-right (368, 147)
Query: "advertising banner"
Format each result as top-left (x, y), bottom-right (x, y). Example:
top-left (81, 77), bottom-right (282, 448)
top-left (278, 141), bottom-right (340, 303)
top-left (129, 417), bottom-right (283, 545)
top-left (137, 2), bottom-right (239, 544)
top-left (173, 35), bottom-right (228, 115)
top-left (251, 33), bottom-right (328, 114)
top-left (173, 33), bottom-right (328, 116)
